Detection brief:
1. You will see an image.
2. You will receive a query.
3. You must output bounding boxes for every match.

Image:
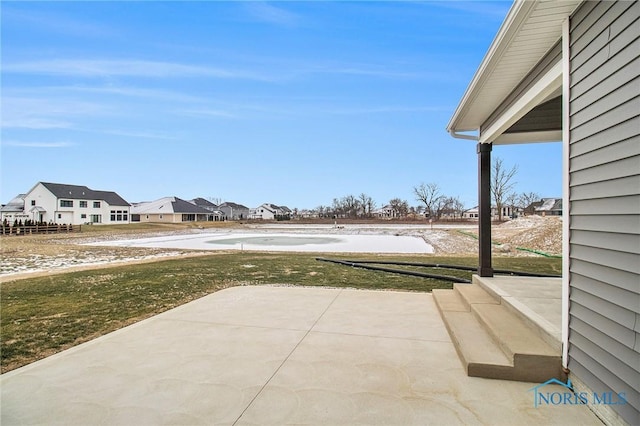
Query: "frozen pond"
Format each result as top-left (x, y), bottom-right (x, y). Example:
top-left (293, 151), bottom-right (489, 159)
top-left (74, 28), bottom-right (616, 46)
top-left (89, 233), bottom-right (434, 254)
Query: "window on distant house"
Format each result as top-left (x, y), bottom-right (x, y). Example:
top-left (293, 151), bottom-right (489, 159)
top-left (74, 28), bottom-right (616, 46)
top-left (93, 202), bottom-right (101, 208)
top-left (31, 200), bottom-right (36, 206)
top-left (110, 211), bottom-right (116, 221)
top-left (80, 201), bottom-right (88, 208)
top-left (60, 200), bottom-right (73, 207)
top-left (81, 214), bottom-right (87, 219)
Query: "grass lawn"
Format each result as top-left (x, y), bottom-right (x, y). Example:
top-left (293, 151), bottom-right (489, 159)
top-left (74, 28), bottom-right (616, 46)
top-left (1, 252), bottom-right (561, 373)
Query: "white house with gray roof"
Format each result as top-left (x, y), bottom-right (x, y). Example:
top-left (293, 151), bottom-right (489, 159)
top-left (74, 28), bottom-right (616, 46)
top-left (250, 203), bottom-right (291, 220)
top-left (218, 202), bottom-right (250, 221)
top-left (0, 194), bottom-right (28, 225)
top-left (21, 182), bottom-right (130, 225)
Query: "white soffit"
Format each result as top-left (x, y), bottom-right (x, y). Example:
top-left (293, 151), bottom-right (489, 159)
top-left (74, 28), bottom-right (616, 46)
top-left (479, 60), bottom-right (562, 143)
top-left (447, 0), bottom-right (582, 135)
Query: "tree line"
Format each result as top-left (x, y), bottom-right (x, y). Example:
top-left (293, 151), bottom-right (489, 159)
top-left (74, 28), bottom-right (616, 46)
top-left (306, 157), bottom-right (541, 220)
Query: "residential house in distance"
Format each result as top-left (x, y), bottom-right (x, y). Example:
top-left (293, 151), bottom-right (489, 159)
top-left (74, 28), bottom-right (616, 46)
top-left (446, 1), bottom-right (639, 423)
top-left (462, 206), bottom-right (479, 220)
top-left (0, 194), bottom-right (27, 225)
top-left (18, 182), bottom-right (130, 225)
top-left (526, 198), bottom-right (563, 216)
top-left (250, 203), bottom-right (292, 220)
top-left (373, 204), bottom-right (398, 219)
top-left (296, 209), bottom-right (318, 219)
top-left (131, 197), bottom-right (215, 223)
top-left (218, 202), bottom-right (250, 221)
top-left (462, 206), bottom-right (518, 220)
top-left (189, 198), bottom-right (224, 221)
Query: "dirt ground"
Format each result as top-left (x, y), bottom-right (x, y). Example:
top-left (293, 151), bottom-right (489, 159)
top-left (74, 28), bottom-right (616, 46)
top-left (0, 216), bottom-right (562, 281)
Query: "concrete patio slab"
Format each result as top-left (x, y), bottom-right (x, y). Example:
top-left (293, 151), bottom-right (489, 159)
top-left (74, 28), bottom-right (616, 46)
top-left (1, 286), bottom-right (601, 425)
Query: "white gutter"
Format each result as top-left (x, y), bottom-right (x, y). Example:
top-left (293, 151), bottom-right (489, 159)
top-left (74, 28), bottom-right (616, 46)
top-left (448, 129), bottom-right (479, 141)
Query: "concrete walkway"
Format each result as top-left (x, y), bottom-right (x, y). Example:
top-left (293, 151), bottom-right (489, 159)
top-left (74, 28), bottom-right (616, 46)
top-left (1, 286), bottom-right (601, 425)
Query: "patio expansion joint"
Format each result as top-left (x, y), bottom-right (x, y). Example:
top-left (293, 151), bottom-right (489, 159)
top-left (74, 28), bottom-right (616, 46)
top-left (155, 317), bottom-right (312, 333)
top-left (306, 329), bottom-right (452, 344)
top-left (231, 288), bottom-right (344, 425)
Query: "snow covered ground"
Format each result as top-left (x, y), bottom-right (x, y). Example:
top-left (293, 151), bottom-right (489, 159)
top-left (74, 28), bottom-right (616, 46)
top-left (88, 232), bottom-right (434, 254)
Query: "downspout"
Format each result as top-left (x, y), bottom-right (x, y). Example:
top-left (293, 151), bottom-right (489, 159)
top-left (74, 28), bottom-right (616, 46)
top-left (561, 17), bottom-right (571, 370)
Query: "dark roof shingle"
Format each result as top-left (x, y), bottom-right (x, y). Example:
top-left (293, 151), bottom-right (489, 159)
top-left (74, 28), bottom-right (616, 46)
top-left (40, 182), bottom-right (130, 206)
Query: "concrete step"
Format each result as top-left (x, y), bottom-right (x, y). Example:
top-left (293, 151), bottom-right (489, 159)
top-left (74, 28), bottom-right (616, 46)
top-left (433, 286), bottom-right (565, 383)
top-left (472, 275), bottom-right (562, 352)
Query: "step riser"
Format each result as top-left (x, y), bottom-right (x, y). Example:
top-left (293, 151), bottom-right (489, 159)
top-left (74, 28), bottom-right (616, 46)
top-left (468, 360), bottom-right (565, 383)
top-left (453, 283), bottom-right (499, 310)
top-left (472, 276), bottom-right (562, 352)
top-left (499, 297), bottom-right (561, 352)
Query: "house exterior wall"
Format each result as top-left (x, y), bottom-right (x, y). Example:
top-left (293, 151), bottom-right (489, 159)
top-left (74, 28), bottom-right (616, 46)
top-left (255, 205), bottom-right (276, 220)
top-left (218, 205), bottom-right (250, 220)
top-left (568, 2), bottom-right (640, 424)
top-left (136, 213), bottom-right (181, 223)
top-left (23, 183), bottom-right (130, 225)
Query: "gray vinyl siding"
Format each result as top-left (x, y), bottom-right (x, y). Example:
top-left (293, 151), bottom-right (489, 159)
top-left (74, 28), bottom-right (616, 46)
top-left (568, 1), bottom-right (640, 424)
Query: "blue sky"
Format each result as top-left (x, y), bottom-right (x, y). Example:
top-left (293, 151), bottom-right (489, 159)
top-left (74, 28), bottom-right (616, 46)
top-left (1, 1), bottom-right (563, 210)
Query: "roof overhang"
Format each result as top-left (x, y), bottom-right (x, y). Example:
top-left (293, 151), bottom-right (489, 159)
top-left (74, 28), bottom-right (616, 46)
top-left (447, 0), bottom-right (582, 144)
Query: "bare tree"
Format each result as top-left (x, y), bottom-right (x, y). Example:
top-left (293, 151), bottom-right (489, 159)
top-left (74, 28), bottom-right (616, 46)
top-left (505, 192), bottom-right (519, 219)
top-left (207, 197), bottom-right (223, 205)
top-left (518, 191), bottom-right (541, 214)
top-left (389, 198), bottom-right (409, 218)
top-left (413, 182), bottom-right (443, 218)
top-left (358, 193), bottom-right (375, 218)
top-left (491, 157), bottom-right (518, 221)
top-left (441, 196), bottom-right (465, 219)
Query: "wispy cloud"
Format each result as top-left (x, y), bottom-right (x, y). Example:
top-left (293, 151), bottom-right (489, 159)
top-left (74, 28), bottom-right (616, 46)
top-left (243, 2), bottom-right (301, 27)
top-left (177, 109), bottom-right (238, 119)
top-left (100, 130), bottom-right (178, 140)
top-left (1, 118), bottom-right (73, 130)
top-left (326, 105), bottom-right (451, 115)
top-left (305, 64), bottom-right (422, 80)
top-left (2, 141), bottom-right (74, 148)
top-left (2, 6), bottom-right (117, 38)
top-left (2, 59), bottom-right (271, 81)
top-left (428, 1), bottom-right (512, 20)
top-left (1, 96), bottom-right (109, 129)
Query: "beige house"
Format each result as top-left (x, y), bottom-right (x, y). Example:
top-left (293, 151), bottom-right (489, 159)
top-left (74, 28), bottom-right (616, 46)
top-left (131, 197), bottom-right (216, 223)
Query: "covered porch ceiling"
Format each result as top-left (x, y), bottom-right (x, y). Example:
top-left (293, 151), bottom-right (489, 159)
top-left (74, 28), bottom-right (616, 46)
top-left (446, 0), bottom-right (581, 145)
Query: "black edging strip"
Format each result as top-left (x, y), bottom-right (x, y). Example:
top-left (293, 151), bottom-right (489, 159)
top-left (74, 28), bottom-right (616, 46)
top-left (315, 258), bottom-right (472, 283)
top-left (315, 258), bottom-right (561, 281)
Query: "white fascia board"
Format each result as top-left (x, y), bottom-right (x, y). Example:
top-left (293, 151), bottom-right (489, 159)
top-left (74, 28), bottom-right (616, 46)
top-left (479, 60), bottom-right (563, 144)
